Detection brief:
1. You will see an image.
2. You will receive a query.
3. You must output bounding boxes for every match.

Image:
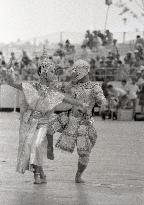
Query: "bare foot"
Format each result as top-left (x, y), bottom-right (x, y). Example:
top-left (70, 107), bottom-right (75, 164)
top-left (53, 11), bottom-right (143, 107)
top-left (34, 173), bottom-right (41, 184)
top-left (75, 175), bottom-right (85, 183)
top-left (40, 175), bottom-right (47, 184)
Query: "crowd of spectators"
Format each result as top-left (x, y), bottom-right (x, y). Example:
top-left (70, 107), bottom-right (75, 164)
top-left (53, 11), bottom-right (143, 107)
top-left (0, 50), bottom-right (39, 83)
top-left (0, 34), bottom-right (144, 83)
top-left (100, 76), bottom-right (144, 120)
top-left (0, 35), bottom-right (144, 84)
top-left (82, 29), bottom-right (113, 50)
top-left (0, 33), bottom-right (144, 117)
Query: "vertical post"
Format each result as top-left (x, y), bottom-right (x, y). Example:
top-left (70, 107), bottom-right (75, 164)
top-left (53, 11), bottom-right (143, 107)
top-left (33, 38), bottom-right (37, 53)
top-left (60, 32), bottom-right (63, 43)
top-left (13, 91), bottom-right (17, 112)
top-left (123, 32), bottom-right (126, 43)
top-left (143, 31), bottom-right (144, 39)
top-left (0, 84), bottom-right (1, 109)
top-left (104, 5), bottom-right (110, 31)
top-left (123, 18), bottom-right (127, 43)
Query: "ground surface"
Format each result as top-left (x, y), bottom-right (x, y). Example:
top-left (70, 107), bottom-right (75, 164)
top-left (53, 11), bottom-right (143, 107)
top-left (0, 113), bottom-right (144, 205)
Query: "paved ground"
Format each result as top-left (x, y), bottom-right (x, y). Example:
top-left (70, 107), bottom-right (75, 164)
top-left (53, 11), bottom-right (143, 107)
top-left (0, 112), bottom-right (144, 205)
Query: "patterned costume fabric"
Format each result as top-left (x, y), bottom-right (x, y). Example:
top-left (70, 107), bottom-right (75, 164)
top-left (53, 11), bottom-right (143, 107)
top-left (56, 81), bottom-right (106, 166)
top-left (17, 50), bottom-right (69, 173)
top-left (39, 58), bottom-right (56, 75)
top-left (14, 48), bottom-right (71, 173)
top-left (22, 82), bottom-right (65, 113)
top-left (16, 81), bottom-right (67, 173)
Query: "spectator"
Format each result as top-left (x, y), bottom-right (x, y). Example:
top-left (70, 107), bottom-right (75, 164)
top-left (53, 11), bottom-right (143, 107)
top-left (137, 70), bottom-right (144, 89)
top-left (85, 30), bottom-right (93, 49)
top-left (135, 35), bottom-right (144, 49)
top-left (107, 84), bottom-right (128, 108)
top-left (126, 78), bottom-right (139, 115)
top-left (21, 50), bottom-right (31, 68)
top-left (89, 59), bottom-right (96, 81)
top-left (105, 30), bottom-right (113, 45)
top-left (121, 79), bottom-right (129, 92)
top-left (8, 52), bottom-right (17, 69)
top-left (65, 40), bottom-right (70, 51)
top-left (140, 65), bottom-right (144, 76)
top-left (0, 51), bottom-right (5, 66)
top-left (124, 52), bottom-right (134, 66)
top-left (92, 31), bottom-right (101, 50)
top-left (101, 79), bottom-right (109, 98)
top-left (65, 59), bottom-right (74, 81)
top-left (105, 51), bottom-right (114, 67)
top-left (139, 83), bottom-right (144, 113)
top-left (0, 61), bottom-right (7, 84)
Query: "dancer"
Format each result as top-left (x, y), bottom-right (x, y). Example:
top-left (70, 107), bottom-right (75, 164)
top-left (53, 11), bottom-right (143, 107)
top-left (7, 56), bottom-right (87, 184)
top-left (56, 59), bottom-right (106, 183)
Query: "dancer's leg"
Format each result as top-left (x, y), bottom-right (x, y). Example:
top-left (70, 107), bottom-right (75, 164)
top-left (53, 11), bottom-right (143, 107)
top-left (30, 126), bottom-right (48, 184)
top-left (75, 154), bottom-right (89, 183)
top-left (47, 133), bottom-right (54, 160)
top-left (39, 166), bottom-right (47, 183)
top-left (33, 165), bottom-right (41, 184)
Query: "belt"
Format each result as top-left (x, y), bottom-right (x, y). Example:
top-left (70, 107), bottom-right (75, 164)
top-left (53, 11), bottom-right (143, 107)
top-left (54, 109), bottom-right (72, 115)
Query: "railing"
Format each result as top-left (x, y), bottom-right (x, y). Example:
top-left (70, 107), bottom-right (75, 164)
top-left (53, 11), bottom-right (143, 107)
top-left (89, 66), bottom-right (136, 82)
top-left (0, 84), bottom-right (20, 110)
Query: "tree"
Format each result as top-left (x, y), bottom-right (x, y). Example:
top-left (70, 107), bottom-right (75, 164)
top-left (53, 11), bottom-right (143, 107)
top-left (115, 0), bottom-right (144, 23)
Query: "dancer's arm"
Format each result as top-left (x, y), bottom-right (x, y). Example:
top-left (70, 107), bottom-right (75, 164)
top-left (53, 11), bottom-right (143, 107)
top-left (6, 72), bottom-right (22, 90)
top-left (62, 95), bottom-right (87, 113)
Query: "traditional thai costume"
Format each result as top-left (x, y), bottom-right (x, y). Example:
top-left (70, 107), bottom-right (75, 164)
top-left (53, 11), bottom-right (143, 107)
top-left (11, 55), bottom-right (83, 184)
top-left (56, 60), bottom-right (106, 182)
top-left (16, 80), bottom-right (65, 174)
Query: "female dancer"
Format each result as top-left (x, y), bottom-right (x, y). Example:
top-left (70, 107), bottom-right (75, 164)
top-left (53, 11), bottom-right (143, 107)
top-left (7, 56), bottom-right (87, 184)
top-left (56, 59), bottom-right (106, 183)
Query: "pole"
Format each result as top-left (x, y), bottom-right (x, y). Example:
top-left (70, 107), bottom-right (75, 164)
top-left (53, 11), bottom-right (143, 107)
top-left (60, 32), bottom-right (63, 43)
top-left (104, 5), bottom-right (110, 31)
top-left (123, 32), bottom-right (126, 43)
top-left (122, 18), bottom-right (127, 43)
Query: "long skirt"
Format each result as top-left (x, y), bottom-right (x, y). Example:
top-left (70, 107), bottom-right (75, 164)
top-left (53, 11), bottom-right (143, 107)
top-left (16, 111), bottom-right (68, 174)
top-left (16, 110), bottom-right (46, 174)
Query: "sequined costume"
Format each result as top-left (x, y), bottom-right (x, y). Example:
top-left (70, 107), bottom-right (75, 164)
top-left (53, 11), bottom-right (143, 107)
top-left (56, 81), bottom-right (105, 164)
top-left (16, 55), bottom-right (80, 175)
top-left (7, 51), bottom-right (69, 174)
top-left (16, 81), bottom-right (65, 173)
top-left (56, 60), bottom-right (106, 182)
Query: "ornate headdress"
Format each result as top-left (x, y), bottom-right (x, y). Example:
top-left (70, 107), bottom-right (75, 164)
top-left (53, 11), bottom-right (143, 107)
top-left (39, 46), bottom-right (56, 75)
top-left (72, 59), bottom-right (90, 80)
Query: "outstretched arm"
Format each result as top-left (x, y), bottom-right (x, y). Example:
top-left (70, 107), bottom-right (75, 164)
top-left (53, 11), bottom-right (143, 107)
top-left (7, 72), bottom-right (22, 90)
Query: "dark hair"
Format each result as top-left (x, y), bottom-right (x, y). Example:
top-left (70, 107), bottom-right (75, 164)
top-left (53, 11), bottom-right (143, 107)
top-left (141, 83), bottom-right (144, 91)
top-left (117, 60), bottom-right (122, 65)
top-left (107, 84), bottom-right (113, 89)
top-left (122, 79), bottom-right (127, 83)
top-left (2, 61), bottom-right (6, 66)
top-left (49, 56), bottom-right (53, 60)
top-left (69, 59), bottom-right (74, 65)
top-left (14, 62), bottom-right (19, 66)
top-left (38, 66), bottom-right (41, 76)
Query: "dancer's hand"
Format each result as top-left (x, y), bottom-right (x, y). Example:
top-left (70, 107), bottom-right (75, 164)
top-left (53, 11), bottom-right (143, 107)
top-left (6, 70), bottom-right (13, 83)
top-left (77, 104), bottom-right (88, 114)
